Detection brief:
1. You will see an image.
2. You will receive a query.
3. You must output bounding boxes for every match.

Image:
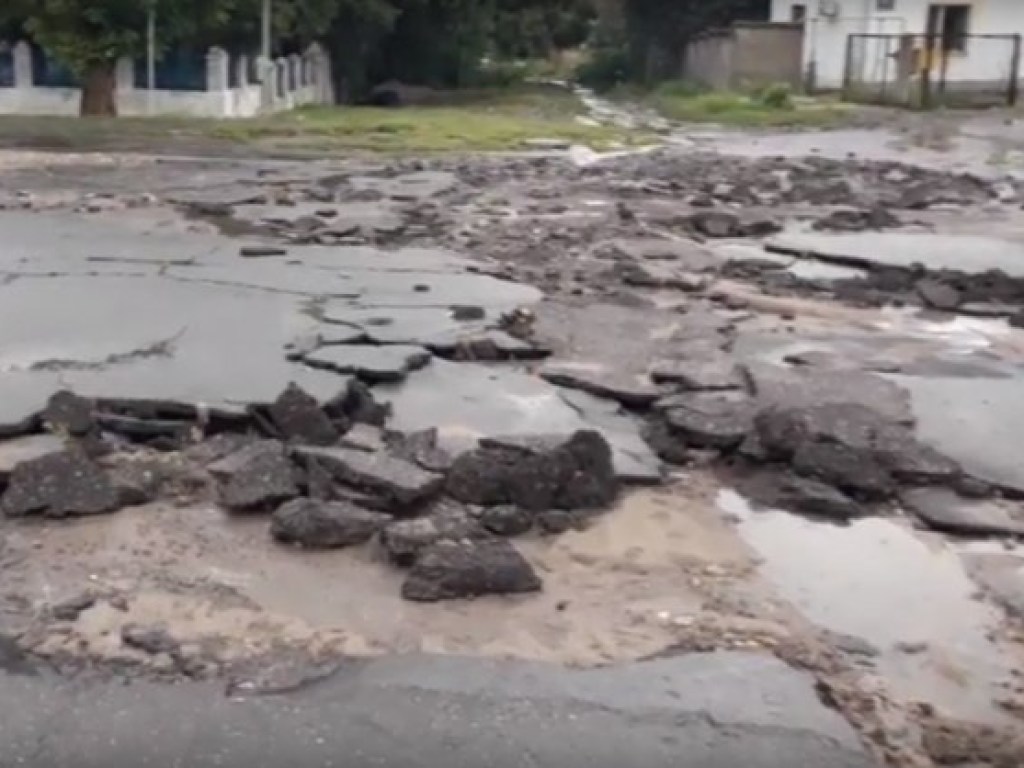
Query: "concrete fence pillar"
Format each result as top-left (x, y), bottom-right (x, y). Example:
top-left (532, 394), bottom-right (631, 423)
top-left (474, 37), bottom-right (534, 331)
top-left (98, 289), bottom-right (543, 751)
top-left (275, 58), bottom-right (286, 99)
top-left (116, 56), bottom-right (134, 91)
top-left (288, 53), bottom-right (301, 92)
top-left (206, 46), bottom-right (229, 92)
top-left (237, 55), bottom-right (250, 89)
top-left (13, 41), bottom-right (32, 87)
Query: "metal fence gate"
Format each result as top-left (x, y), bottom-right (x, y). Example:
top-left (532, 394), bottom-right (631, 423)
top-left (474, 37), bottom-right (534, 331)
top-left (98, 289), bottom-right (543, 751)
top-left (842, 33), bottom-right (1022, 108)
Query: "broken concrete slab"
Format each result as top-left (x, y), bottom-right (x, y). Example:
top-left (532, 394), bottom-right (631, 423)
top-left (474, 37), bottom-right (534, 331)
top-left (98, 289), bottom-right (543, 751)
top-left (270, 498), bottom-right (391, 548)
top-left (901, 487), bottom-right (1024, 537)
top-left (401, 539), bottom-right (542, 602)
top-left (107, 461), bottom-right (164, 506)
top-left (293, 445), bottom-right (443, 512)
top-left (209, 440), bottom-right (299, 513)
top-left (2, 450), bottom-right (121, 518)
top-left (539, 362), bottom-right (661, 408)
top-left (301, 344), bottom-right (432, 384)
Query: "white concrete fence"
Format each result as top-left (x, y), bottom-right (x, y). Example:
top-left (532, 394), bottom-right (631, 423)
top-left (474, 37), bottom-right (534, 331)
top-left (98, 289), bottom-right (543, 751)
top-left (0, 42), bottom-right (333, 118)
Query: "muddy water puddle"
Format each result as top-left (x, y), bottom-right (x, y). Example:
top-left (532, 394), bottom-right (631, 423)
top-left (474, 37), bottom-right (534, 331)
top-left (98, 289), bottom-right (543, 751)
top-left (718, 489), bottom-right (1021, 723)
top-left (8, 485), bottom-right (748, 667)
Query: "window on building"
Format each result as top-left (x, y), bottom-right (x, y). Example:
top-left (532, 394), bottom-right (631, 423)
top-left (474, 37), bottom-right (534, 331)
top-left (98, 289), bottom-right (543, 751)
top-left (790, 4), bottom-right (806, 22)
top-left (877, 0), bottom-right (896, 10)
top-left (927, 4), bottom-right (971, 53)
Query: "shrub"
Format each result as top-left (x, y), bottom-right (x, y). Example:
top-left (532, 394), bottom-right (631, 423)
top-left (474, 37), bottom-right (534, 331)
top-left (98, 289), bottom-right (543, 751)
top-left (575, 46), bottom-right (630, 90)
top-left (755, 82), bottom-right (794, 110)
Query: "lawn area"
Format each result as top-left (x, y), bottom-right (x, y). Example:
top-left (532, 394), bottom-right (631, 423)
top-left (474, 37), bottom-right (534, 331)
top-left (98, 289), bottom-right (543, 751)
top-left (619, 81), bottom-right (852, 129)
top-left (0, 85), bottom-right (642, 154)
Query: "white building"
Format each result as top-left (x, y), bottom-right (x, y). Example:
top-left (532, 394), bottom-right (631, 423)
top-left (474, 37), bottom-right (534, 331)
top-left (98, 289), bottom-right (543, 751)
top-left (771, 0), bottom-right (1024, 97)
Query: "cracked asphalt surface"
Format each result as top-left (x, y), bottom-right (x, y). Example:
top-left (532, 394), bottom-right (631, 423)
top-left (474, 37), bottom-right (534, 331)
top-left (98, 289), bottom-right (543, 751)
top-left (2, 111), bottom-right (1024, 768)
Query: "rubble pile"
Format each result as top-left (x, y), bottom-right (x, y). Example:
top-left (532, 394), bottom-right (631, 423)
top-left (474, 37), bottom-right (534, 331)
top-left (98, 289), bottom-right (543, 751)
top-left (0, 384), bottom-right (621, 602)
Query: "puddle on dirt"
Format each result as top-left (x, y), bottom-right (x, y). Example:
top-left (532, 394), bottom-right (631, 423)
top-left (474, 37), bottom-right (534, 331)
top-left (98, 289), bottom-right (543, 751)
top-left (8, 486), bottom-right (744, 667)
top-left (717, 489), bottom-right (1020, 723)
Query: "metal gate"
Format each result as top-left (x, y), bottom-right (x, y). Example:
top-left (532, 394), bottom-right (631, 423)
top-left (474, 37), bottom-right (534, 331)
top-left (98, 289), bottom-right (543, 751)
top-left (842, 32), bottom-right (1022, 108)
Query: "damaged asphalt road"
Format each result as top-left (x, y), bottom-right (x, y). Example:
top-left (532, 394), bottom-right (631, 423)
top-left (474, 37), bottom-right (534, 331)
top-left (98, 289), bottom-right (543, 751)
top-left (2, 139), bottom-right (1024, 767)
top-left (0, 651), bottom-right (874, 768)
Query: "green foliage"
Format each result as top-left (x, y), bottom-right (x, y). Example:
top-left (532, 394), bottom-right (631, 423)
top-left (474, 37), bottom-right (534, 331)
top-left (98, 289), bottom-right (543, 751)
top-left (640, 81), bottom-right (845, 127)
top-left (575, 46), bottom-right (631, 90)
top-left (754, 82), bottom-right (794, 110)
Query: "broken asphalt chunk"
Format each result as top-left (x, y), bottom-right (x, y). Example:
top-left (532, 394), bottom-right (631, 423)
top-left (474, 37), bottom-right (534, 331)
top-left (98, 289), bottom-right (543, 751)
top-left (303, 344), bottom-right (431, 384)
top-left (44, 390), bottom-right (95, 437)
top-left (293, 445), bottom-right (443, 512)
top-left (271, 498), bottom-right (390, 548)
top-left (900, 487), bottom-right (1024, 537)
top-left (267, 382), bottom-right (339, 446)
top-left (401, 539), bottom-right (541, 602)
top-left (2, 450), bottom-right (121, 518)
top-left (209, 440), bottom-right (299, 513)
top-left (447, 430), bottom-right (618, 511)
top-left (659, 391), bottom-right (756, 450)
top-left (538, 362), bottom-right (661, 409)
top-left (380, 501), bottom-right (489, 565)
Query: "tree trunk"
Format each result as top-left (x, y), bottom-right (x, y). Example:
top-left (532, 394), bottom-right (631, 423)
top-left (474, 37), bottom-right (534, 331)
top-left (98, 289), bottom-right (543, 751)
top-left (80, 63), bottom-right (117, 117)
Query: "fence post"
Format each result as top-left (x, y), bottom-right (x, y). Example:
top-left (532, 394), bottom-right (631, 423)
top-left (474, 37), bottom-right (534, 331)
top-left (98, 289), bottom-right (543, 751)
top-left (841, 34), bottom-right (855, 100)
top-left (920, 31), bottom-right (934, 109)
top-left (1009, 34), bottom-right (1022, 107)
top-left (13, 41), bottom-right (32, 87)
top-left (206, 47), bottom-right (229, 93)
top-left (115, 56), bottom-right (134, 91)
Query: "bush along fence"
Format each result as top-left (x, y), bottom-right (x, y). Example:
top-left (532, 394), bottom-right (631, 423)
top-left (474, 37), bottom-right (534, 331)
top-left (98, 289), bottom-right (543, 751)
top-left (0, 41), bottom-right (334, 118)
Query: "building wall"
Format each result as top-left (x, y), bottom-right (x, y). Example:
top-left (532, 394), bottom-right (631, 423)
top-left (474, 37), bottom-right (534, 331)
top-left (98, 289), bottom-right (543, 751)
top-left (0, 42), bottom-right (332, 118)
top-left (772, 0), bottom-right (1024, 90)
top-left (684, 22), bottom-right (804, 90)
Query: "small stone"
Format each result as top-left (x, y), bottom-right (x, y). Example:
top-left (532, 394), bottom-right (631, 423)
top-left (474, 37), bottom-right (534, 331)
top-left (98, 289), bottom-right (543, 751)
top-left (121, 623), bottom-right (179, 655)
top-left (451, 305), bottom-right (486, 321)
top-left (536, 510), bottom-right (579, 534)
top-left (479, 505), bottom-right (533, 537)
top-left (685, 210), bottom-right (740, 238)
top-left (2, 450), bottom-right (121, 518)
top-left (240, 245), bottom-right (287, 257)
top-left (271, 498), bottom-right (390, 548)
top-left (413, 283), bottom-right (430, 292)
top-left (916, 278), bottom-right (962, 311)
top-left (51, 591), bottom-right (97, 621)
top-left (401, 539), bottom-right (542, 602)
top-left (268, 382), bottom-right (338, 446)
